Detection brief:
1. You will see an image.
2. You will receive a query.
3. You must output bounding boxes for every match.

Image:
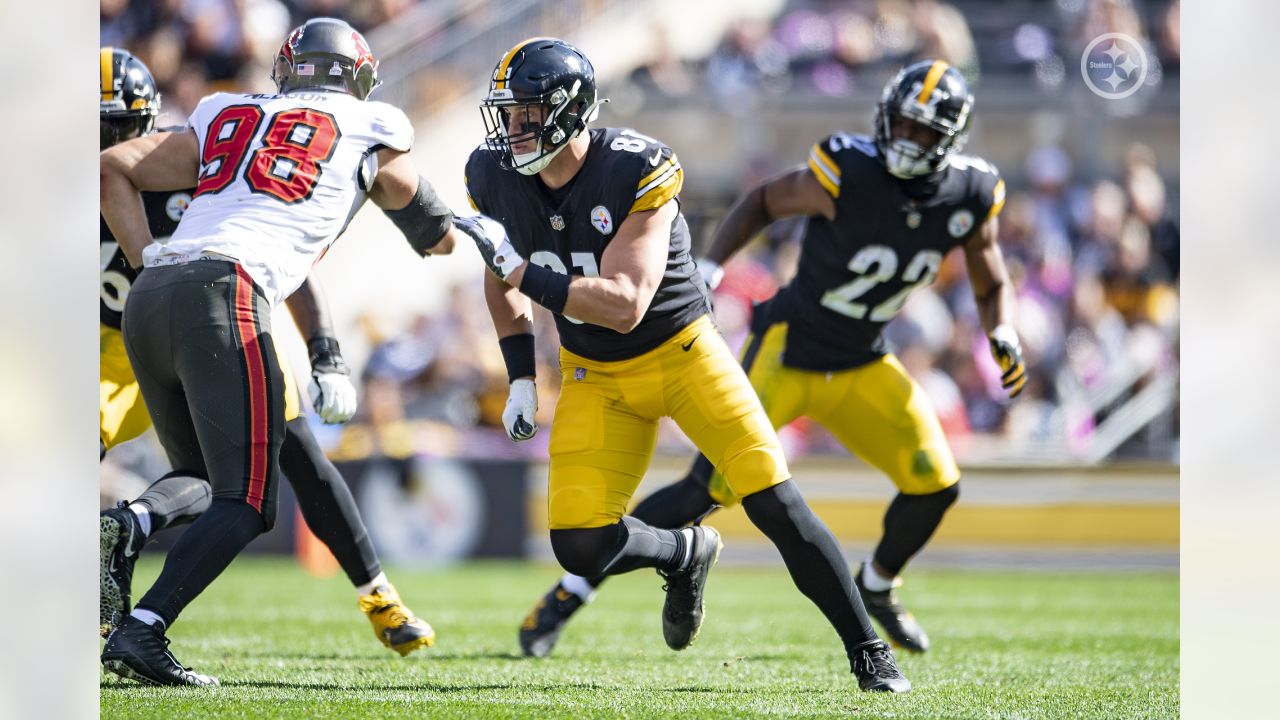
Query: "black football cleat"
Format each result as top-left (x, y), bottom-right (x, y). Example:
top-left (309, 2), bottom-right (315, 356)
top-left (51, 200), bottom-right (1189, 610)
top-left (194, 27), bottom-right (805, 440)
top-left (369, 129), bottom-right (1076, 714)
top-left (100, 504), bottom-right (146, 636)
top-left (518, 582), bottom-right (586, 658)
top-left (658, 525), bottom-right (722, 651)
top-left (850, 639), bottom-right (912, 693)
top-left (855, 563), bottom-right (930, 653)
top-left (101, 615), bottom-right (219, 687)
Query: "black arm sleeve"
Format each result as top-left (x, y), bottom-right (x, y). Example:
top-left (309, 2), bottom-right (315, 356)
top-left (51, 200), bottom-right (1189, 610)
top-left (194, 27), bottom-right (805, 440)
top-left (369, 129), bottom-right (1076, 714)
top-left (383, 177), bottom-right (453, 256)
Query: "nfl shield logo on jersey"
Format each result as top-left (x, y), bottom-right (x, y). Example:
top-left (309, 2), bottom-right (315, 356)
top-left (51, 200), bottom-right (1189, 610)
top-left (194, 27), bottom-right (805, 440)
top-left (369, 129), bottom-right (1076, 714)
top-left (947, 209), bottom-right (975, 238)
top-left (550, 214), bottom-right (565, 231)
top-left (590, 205), bottom-right (613, 235)
top-left (574, 367), bottom-right (587, 381)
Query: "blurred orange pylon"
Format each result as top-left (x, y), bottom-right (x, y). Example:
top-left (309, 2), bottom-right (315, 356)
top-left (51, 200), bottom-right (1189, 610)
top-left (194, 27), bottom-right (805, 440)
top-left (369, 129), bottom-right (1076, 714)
top-left (294, 507), bottom-right (339, 577)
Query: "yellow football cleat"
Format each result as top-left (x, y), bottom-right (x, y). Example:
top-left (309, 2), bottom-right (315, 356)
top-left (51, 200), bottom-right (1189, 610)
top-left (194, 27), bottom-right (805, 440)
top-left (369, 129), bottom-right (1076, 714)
top-left (358, 584), bottom-right (436, 656)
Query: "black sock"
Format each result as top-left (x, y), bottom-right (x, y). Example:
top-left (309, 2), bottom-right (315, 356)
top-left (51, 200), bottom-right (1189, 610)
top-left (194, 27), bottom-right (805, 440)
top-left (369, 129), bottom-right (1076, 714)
top-left (872, 483), bottom-right (960, 576)
top-left (132, 471), bottom-right (212, 533)
top-left (281, 418), bottom-right (381, 586)
top-left (135, 498), bottom-right (265, 627)
top-left (742, 480), bottom-right (878, 663)
top-left (551, 516), bottom-right (685, 579)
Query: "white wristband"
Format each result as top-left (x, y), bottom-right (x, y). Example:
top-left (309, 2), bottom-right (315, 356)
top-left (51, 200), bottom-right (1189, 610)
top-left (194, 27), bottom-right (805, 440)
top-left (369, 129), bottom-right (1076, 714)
top-left (989, 324), bottom-right (1019, 348)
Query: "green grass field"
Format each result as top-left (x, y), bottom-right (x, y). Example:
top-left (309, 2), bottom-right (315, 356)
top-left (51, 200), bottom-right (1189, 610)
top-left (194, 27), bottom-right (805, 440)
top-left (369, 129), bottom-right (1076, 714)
top-left (100, 557), bottom-right (1178, 719)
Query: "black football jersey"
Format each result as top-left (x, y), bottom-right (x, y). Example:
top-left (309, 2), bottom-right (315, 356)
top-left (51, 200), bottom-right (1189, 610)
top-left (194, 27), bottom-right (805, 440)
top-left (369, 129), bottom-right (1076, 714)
top-left (465, 127), bottom-right (711, 362)
top-left (100, 188), bottom-right (194, 328)
top-left (769, 132), bottom-right (1006, 371)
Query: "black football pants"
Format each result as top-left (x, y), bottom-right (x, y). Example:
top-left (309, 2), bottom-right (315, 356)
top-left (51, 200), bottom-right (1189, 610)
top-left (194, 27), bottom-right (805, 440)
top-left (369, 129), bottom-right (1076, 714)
top-left (123, 260), bottom-right (284, 626)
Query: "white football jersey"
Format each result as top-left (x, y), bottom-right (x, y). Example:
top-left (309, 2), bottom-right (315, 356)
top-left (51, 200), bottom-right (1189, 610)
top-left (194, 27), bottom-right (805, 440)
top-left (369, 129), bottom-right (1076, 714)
top-left (144, 89), bottom-right (413, 307)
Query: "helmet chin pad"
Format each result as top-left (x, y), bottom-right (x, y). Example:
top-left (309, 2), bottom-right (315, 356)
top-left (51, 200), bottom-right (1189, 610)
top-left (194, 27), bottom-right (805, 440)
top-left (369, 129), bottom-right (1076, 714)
top-left (884, 138), bottom-right (937, 178)
top-left (514, 140), bottom-right (570, 175)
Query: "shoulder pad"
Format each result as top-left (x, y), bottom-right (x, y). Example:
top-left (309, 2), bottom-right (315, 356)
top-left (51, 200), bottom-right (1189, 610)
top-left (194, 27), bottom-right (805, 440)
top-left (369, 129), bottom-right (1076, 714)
top-left (617, 130), bottom-right (682, 214)
top-left (365, 101), bottom-right (414, 153)
top-left (950, 154), bottom-right (1005, 221)
top-left (463, 145), bottom-right (495, 213)
top-left (186, 92), bottom-right (234, 131)
top-left (807, 133), bottom-right (875, 199)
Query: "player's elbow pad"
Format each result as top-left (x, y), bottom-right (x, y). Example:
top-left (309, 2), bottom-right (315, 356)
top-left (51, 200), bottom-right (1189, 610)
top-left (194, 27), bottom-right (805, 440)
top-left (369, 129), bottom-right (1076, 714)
top-left (384, 177), bottom-right (453, 256)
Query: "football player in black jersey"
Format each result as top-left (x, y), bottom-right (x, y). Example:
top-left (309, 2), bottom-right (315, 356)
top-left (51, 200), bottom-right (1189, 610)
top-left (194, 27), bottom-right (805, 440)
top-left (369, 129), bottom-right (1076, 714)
top-left (519, 59), bottom-right (1026, 657)
top-left (97, 47), bottom-right (435, 664)
top-left (456, 38), bottom-right (909, 692)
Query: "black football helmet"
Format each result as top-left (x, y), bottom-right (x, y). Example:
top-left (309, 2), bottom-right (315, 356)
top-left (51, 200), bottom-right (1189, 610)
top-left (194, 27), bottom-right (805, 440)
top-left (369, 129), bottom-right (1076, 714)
top-left (480, 38), bottom-right (606, 175)
top-left (271, 18), bottom-right (380, 100)
top-left (100, 47), bottom-right (159, 150)
top-left (873, 60), bottom-right (974, 179)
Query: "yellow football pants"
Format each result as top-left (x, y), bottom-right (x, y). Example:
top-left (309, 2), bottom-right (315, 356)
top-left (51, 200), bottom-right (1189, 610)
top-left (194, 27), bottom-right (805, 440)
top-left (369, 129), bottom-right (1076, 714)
top-left (707, 322), bottom-right (960, 506)
top-left (100, 323), bottom-right (301, 452)
top-left (547, 314), bottom-right (789, 529)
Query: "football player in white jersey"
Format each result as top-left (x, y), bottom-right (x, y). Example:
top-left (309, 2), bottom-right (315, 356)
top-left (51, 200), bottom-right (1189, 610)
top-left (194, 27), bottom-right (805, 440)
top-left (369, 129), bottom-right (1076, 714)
top-left (98, 46), bottom-right (437, 661)
top-left (98, 18), bottom-right (466, 686)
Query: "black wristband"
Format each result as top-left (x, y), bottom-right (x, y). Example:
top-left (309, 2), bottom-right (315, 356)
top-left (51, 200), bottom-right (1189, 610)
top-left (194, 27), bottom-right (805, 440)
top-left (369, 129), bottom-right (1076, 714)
top-left (498, 333), bottom-right (537, 383)
top-left (518, 263), bottom-right (571, 315)
top-left (307, 334), bottom-right (350, 376)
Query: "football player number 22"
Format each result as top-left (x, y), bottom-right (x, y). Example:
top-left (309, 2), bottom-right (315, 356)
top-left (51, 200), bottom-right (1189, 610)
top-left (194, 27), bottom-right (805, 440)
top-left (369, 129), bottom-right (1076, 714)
top-left (196, 105), bottom-right (341, 203)
top-left (529, 251), bottom-right (599, 325)
top-left (820, 245), bottom-right (943, 322)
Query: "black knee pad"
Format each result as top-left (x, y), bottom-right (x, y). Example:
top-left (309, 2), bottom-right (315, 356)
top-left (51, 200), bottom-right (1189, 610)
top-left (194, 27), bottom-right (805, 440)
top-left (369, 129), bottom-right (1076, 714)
top-left (549, 526), bottom-right (622, 578)
top-left (133, 470), bottom-right (212, 531)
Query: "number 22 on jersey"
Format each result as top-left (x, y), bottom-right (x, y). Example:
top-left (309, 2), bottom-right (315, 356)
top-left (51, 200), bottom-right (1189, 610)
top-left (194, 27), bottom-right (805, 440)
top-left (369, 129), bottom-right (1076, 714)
top-left (196, 105), bottom-right (340, 203)
top-left (820, 245), bottom-right (943, 322)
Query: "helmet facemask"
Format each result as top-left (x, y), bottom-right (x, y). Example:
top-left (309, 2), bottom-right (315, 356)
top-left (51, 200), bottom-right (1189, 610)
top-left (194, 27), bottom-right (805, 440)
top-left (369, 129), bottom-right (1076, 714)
top-left (873, 67), bottom-right (973, 179)
top-left (481, 80), bottom-right (603, 175)
top-left (100, 112), bottom-right (155, 150)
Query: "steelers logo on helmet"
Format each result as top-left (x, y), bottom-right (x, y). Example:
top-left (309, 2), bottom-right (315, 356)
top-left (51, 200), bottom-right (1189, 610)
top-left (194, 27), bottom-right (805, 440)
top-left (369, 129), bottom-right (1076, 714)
top-left (100, 47), bottom-right (160, 150)
top-left (271, 17), bottom-right (381, 100)
top-left (874, 59), bottom-right (974, 179)
top-left (480, 38), bottom-right (608, 175)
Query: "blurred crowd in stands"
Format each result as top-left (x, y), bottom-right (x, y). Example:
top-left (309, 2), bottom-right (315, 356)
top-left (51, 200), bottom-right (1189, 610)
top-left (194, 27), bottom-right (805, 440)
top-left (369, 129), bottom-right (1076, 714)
top-left (631, 0), bottom-right (1179, 101)
top-left (101, 0), bottom-right (1179, 463)
top-left (100, 0), bottom-right (424, 123)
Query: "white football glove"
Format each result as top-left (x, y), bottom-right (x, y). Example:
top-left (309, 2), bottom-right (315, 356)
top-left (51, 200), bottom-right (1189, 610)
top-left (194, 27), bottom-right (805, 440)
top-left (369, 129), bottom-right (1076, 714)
top-left (502, 378), bottom-right (539, 442)
top-left (454, 214), bottom-right (525, 281)
top-left (308, 372), bottom-right (357, 424)
top-left (987, 324), bottom-right (1027, 399)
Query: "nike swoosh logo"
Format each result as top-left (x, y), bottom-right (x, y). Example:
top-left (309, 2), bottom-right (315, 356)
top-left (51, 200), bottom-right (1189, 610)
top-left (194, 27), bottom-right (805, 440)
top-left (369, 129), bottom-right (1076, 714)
top-left (649, 148), bottom-right (663, 165)
top-left (682, 336), bottom-right (698, 352)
